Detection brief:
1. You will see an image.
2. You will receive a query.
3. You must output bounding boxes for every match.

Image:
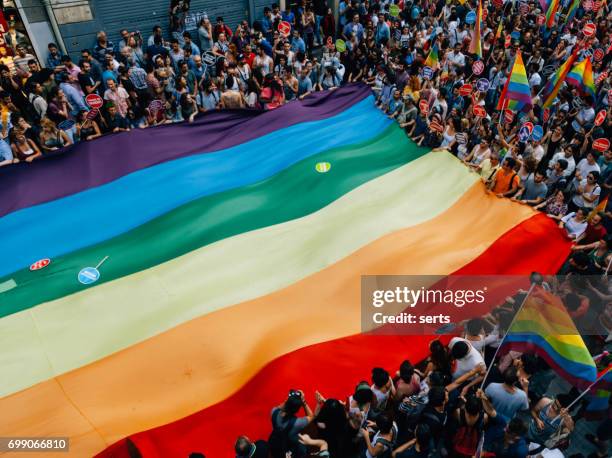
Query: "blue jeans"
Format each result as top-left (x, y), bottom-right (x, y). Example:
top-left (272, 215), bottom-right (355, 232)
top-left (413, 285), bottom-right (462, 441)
top-left (315, 15), bottom-right (323, 43)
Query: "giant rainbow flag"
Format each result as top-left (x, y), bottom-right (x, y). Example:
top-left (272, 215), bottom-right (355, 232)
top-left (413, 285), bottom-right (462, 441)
top-left (0, 85), bottom-right (571, 457)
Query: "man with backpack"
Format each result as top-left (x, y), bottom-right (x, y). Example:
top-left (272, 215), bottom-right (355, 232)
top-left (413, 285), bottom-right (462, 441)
top-left (361, 414), bottom-right (397, 458)
top-left (269, 389), bottom-right (314, 458)
top-left (419, 386), bottom-right (449, 455)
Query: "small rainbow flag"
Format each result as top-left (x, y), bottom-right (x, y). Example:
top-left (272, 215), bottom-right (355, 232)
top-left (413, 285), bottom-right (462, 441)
top-left (496, 51), bottom-right (533, 113)
top-left (566, 58), bottom-right (596, 99)
top-left (541, 49), bottom-right (579, 108)
top-left (501, 287), bottom-right (597, 388)
top-left (495, 17), bottom-right (504, 42)
top-left (424, 44), bottom-right (440, 69)
top-left (585, 354), bottom-right (612, 421)
top-left (588, 196), bottom-right (608, 221)
top-left (469, 0), bottom-right (483, 60)
top-left (546, 0), bottom-right (560, 28)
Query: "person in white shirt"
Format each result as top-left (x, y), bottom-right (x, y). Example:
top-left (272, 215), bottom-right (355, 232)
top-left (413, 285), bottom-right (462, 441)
top-left (446, 43), bottom-right (465, 71)
top-left (253, 46), bottom-right (273, 76)
top-left (560, 208), bottom-right (588, 239)
top-left (449, 337), bottom-right (485, 381)
top-left (528, 62), bottom-right (542, 89)
top-left (450, 23), bottom-right (468, 47)
top-left (571, 97), bottom-right (595, 133)
top-left (549, 145), bottom-right (577, 177)
top-left (525, 139), bottom-right (545, 163)
top-left (575, 151), bottom-right (601, 181)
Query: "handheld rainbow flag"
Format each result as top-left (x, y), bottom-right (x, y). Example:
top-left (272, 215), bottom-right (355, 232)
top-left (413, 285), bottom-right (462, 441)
top-left (424, 43), bottom-right (440, 69)
top-left (585, 352), bottom-right (612, 420)
top-left (564, 0), bottom-right (580, 25)
top-left (469, 0), bottom-right (483, 60)
top-left (566, 58), bottom-right (596, 98)
top-left (496, 51), bottom-right (533, 113)
top-left (540, 49), bottom-right (579, 108)
top-left (546, 0), bottom-right (560, 28)
top-left (588, 196), bottom-right (608, 221)
top-left (501, 287), bottom-right (597, 388)
top-left (494, 17), bottom-right (504, 42)
top-left (584, 369), bottom-right (612, 420)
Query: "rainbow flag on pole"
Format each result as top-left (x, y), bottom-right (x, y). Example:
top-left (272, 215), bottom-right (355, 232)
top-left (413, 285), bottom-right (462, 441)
top-left (546, 0), bottom-right (560, 28)
top-left (469, 0), bottom-right (483, 60)
top-left (0, 85), bottom-right (572, 457)
top-left (501, 287), bottom-right (597, 388)
top-left (495, 19), bottom-right (504, 42)
top-left (540, 49), bottom-right (579, 108)
top-left (566, 58), bottom-right (596, 98)
top-left (585, 356), bottom-right (612, 420)
top-left (424, 43), bottom-right (440, 69)
top-left (496, 51), bottom-right (533, 112)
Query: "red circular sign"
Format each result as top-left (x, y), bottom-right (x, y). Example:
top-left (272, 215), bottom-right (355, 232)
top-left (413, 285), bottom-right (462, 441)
top-left (594, 48), bottom-right (604, 62)
top-left (459, 84), bottom-right (473, 97)
top-left (594, 109), bottom-right (607, 126)
top-left (85, 93), bottom-right (103, 109)
top-left (472, 60), bottom-right (484, 75)
top-left (504, 109), bottom-right (514, 123)
top-left (419, 99), bottom-right (429, 114)
top-left (278, 21), bottom-right (291, 37)
top-left (30, 258), bottom-right (51, 271)
top-left (593, 138), bottom-right (610, 152)
top-left (473, 105), bottom-right (487, 118)
top-left (583, 22), bottom-right (596, 37)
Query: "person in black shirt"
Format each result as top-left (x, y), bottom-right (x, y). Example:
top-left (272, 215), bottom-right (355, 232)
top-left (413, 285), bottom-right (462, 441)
top-left (234, 436), bottom-right (269, 458)
top-left (419, 386), bottom-right (449, 454)
top-left (105, 104), bottom-right (130, 133)
top-left (146, 35), bottom-right (170, 64)
top-left (78, 61), bottom-right (100, 96)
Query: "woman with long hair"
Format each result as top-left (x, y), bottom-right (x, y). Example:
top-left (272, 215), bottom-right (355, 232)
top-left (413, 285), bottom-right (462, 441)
top-left (39, 117), bottom-right (72, 153)
top-left (10, 128), bottom-right (42, 163)
top-left (76, 110), bottom-right (102, 141)
top-left (259, 73), bottom-right (285, 110)
top-left (424, 339), bottom-right (451, 378)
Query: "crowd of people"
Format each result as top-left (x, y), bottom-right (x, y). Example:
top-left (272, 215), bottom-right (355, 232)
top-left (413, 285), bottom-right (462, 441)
top-left (1, 0), bottom-right (611, 456)
top-left (0, 0), bottom-right (609, 170)
top-left (224, 272), bottom-right (612, 458)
